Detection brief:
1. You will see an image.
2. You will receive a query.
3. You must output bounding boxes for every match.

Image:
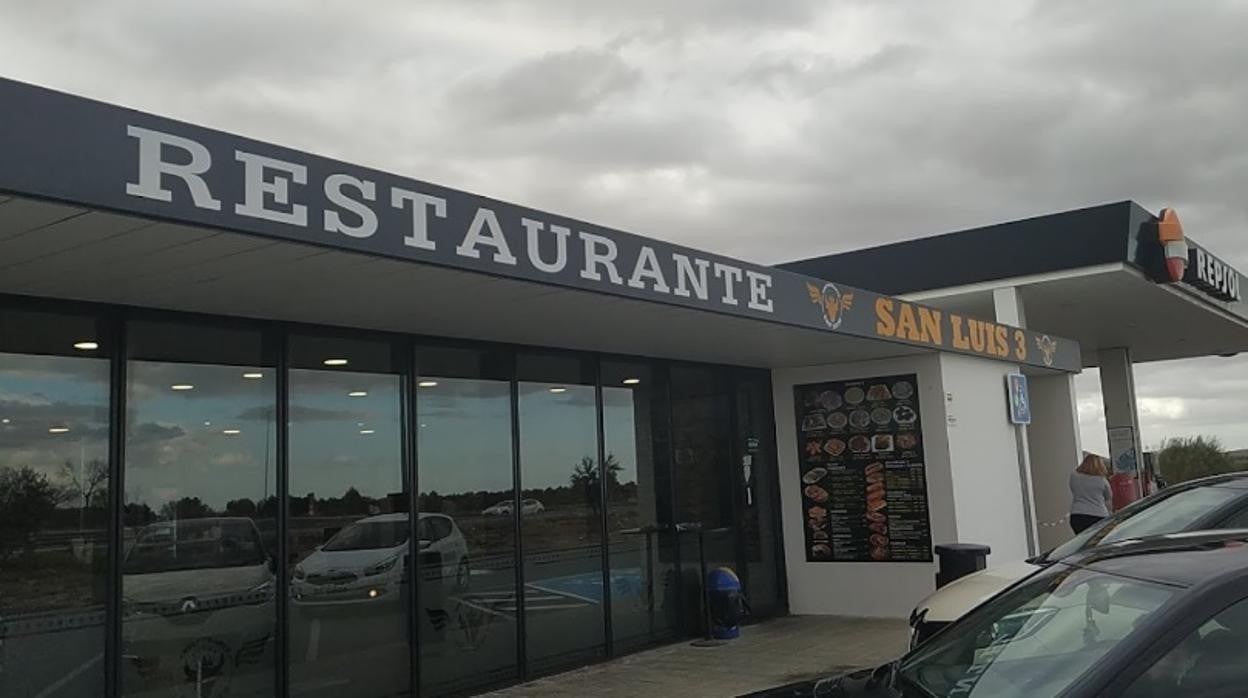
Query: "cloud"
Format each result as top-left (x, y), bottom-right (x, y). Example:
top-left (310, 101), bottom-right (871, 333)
top-left (450, 48), bottom-right (641, 125)
top-left (3, 1), bottom-right (1248, 457)
top-left (130, 421), bottom-right (187, 445)
top-left (236, 405), bottom-right (364, 423)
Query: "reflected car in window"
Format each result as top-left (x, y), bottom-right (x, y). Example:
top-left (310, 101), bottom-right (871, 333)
top-left (292, 513), bottom-right (469, 605)
top-left (482, 500), bottom-right (513, 517)
top-left (121, 517), bottom-right (275, 693)
top-left (908, 472), bottom-right (1248, 648)
top-left (481, 499), bottom-right (545, 516)
top-left (746, 530), bottom-right (1248, 697)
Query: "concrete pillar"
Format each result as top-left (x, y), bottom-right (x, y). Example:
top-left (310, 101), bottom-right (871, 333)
top-left (1098, 347), bottom-right (1144, 501)
top-left (1027, 373), bottom-right (1084, 550)
top-left (992, 287), bottom-right (1039, 556)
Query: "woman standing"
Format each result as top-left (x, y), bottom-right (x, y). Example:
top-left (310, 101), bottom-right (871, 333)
top-left (1069, 454), bottom-right (1113, 534)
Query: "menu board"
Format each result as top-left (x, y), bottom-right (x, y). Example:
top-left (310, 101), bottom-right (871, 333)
top-left (794, 374), bottom-right (932, 563)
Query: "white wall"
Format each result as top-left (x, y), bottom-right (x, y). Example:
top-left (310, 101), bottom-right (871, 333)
top-left (773, 354), bottom-right (958, 618)
top-left (1028, 373), bottom-right (1084, 551)
top-left (938, 353), bottom-right (1032, 564)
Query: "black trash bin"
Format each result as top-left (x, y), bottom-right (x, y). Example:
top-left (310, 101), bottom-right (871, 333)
top-left (933, 543), bottom-right (991, 589)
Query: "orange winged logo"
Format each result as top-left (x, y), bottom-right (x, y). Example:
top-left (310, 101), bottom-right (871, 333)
top-left (807, 282), bottom-right (854, 329)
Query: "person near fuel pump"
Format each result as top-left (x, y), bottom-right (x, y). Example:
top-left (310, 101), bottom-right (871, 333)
top-left (1069, 454), bottom-right (1113, 534)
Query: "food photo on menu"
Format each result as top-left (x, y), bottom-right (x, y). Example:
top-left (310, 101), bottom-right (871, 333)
top-left (794, 374), bottom-right (932, 563)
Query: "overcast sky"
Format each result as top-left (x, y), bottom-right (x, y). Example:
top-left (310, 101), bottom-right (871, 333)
top-left (3, 1), bottom-right (1248, 455)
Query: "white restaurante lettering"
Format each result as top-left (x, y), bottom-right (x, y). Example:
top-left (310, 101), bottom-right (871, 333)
top-left (123, 125), bottom-right (773, 313)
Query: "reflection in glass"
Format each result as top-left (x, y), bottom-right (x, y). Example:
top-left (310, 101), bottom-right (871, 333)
top-left (670, 366), bottom-right (737, 631)
top-left (0, 309), bottom-right (110, 697)
top-left (417, 376), bottom-right (519, 695)
top-left (518, 376), bottom-right (606, 675)
top-left (287, 347), bottom-right (408, 697)
top-left (602, 362), bottom-right (679, 652)
top-left (122, 348), bottom-right (277, 697)
top-left (736, 371), bottom-right (783, 617)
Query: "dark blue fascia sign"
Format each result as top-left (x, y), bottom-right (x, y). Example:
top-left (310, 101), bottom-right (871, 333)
top-left (1006, 373), bottom-right (1031, 425)
top-left (0, 77), bottom-right (1082, 372)
top-left (1186, 243), bottom-right (1242, 302)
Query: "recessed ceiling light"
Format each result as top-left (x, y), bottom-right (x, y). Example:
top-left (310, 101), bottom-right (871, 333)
top-left (73, 341), bottom-right (99, 351)
top-left (242, 372), bottom-right (264, 379)
top-left (323, 358), bottom-right (349, 366)
top-left (1, 418), bottom-right (9, 424)
top-left (222, 429), bottom-right (241, 435)
top-left (419, 423), bottom-right (427, 428)
top-left (203, 421), bottom-right (212, 426)
top-left (170, 384), bottom-right (194, 391)
top-left (417, 380), bottom-right (438, 388)
top-left (348, 391), bottom-right (368, 397)
top-left (48, 427), bottom-right (70, 434)
top-left (359, 429), bottom-right (375, 435)
top-left (623, 378), bottom-right (642, 385)
top-left (549, 387), bottom-right (568, 394)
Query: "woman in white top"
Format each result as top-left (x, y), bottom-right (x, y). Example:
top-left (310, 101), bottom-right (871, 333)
top-left (1069, 454), bottom-right (1113, 534)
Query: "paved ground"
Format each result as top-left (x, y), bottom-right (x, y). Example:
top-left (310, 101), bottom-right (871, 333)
top-left (483, 615), bottom-right (909, 697)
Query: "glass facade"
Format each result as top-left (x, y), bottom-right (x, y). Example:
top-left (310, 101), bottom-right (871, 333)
top-left (0, 298), bottom-right (785, 698)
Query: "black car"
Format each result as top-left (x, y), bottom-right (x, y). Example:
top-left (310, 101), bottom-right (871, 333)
top-left (746, 529), bottom-right (1248, 697)
top-left (910, 471), bottom-right (1248, 647)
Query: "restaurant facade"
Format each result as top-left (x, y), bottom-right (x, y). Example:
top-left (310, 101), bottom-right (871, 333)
top-left (0, 78), bottom-right (1086, 698)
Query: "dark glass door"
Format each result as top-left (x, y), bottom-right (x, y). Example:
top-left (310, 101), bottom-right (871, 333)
top-left (415, 344), bottom-right (520, 696)
top-left (286, 334), bottom-right (409, 697)
top-left (122, 321), bottom-right (278, 698)
top-left (0, 309), bottom-right (111, 698)
top-left (601, 360), bottom-right (679, 653)
top-left (516, 352), bottom-right (606, 676)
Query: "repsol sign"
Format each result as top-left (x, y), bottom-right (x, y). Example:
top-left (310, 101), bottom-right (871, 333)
top-left (1187, 244), bottom-right (1241, 302)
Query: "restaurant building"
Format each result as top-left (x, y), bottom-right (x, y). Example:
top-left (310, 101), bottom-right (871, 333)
top-left (0, 78), bottom-right (1088, 697)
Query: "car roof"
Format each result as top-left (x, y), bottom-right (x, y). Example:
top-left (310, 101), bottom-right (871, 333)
top-left (1172, 471), bottom-right (1248, 490)
top-left (1064, 529), bottom-right (1248, 587)
top-left (356, 512), bottom-right (442, 522)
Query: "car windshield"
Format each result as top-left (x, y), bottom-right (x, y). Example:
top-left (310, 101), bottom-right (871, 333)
top-left (1042, 485), bottom-right (1241, 563)
top-left (124, 519), bottom-right (266, 574)
top-left (322, 520), bottom-right (409, 551)
top-left (898, 563), bottom-right (1175, 696)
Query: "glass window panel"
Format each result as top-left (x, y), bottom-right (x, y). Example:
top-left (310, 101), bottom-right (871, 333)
top-left (517, 354), bottom-right (605, 675)
top-left (736, 370), bottom-right (783, 618)
top-left (287, 334), bottom-right (408, 697)
top-left (601, 361), bottom-right (679, 652)
top-left (1123, 597), bottom-right (1248, 696)
top-left (0, 308), bottom-right (110, 698)
top-left (416, 372), bottom-right (519, 695)
top-left (670, 365), bottom-right (737, 569)
top-left (121, 322), bottom-right (277, 698)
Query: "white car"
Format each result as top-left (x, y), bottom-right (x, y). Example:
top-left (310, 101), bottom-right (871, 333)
top-left (481, 498), bottom-right (544, 516)
top-left (908, 472), bottom-right (1248, 648)
top-left (291, 512), bottom-right (470, 605)
top-left (482, 500), bottom-right (513, 516)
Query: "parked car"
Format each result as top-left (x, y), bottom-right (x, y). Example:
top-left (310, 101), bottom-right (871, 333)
top-left (482, 500), bottom-right (513, 516)
top-left (747, 530), bottom-right (1248, 697)
top-left (481, 498), bottom-right (545, 516)
top-left (521, 498), bottom-right (545, 515)
top-left (291, 512), bottom-right (469, 605)
top-left (909, 472), bottom-right (1248, 648)
top-left (121, 517), bottom-right (276, 695)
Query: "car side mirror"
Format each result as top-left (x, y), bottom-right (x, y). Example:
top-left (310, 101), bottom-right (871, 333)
top-left (418, 539), bottom-right (432, 550)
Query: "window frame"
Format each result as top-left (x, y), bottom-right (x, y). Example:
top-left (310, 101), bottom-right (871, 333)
top-left (1084, 573), bottom-right (1248, 696)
